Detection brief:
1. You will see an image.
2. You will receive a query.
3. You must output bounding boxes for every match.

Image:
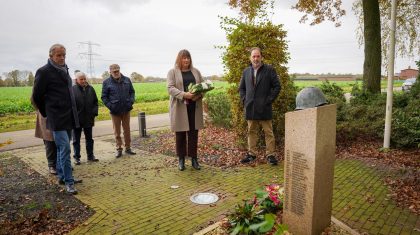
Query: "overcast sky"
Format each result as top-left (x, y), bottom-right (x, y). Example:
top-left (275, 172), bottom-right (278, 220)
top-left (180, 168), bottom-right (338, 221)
top-left (0, 0), bottom-right (416, 78)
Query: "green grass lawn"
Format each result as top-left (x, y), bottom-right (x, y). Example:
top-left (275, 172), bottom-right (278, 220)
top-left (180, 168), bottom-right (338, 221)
top-left (0, 82), bottom-right (228, 133)
top-left (0, 81), bottom-right (230, 115)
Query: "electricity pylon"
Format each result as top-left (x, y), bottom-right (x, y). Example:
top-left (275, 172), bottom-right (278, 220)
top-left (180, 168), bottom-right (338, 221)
top-left (78, 41), bottom-right (100, 79)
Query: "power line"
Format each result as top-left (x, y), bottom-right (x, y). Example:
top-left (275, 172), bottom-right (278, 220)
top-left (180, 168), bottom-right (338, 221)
top-left (78, 41), bottom-right (100, 78)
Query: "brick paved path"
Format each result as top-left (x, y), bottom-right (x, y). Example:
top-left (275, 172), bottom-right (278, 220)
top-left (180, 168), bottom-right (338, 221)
top-left (7, 134), bottom-right (420, 235)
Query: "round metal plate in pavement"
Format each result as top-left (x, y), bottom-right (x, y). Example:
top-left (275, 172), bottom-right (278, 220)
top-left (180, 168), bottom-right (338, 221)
top-left (190, 193), bottom-right (219, 205)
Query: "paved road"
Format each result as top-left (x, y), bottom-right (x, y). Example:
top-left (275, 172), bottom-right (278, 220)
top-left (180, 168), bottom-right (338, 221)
top-left (0, 113), bottom-right (170, 152)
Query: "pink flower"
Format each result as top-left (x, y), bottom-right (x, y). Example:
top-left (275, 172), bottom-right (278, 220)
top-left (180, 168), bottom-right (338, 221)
top-left (265, 184), bottom-right (283, 206)
top-left (269, 195), bottom-right (281, 206)
top-left (265, 184), bottom-right (280, 193)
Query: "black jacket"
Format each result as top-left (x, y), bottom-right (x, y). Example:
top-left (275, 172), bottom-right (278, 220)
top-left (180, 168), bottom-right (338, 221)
top-left (72, 84), bottom-right (98, 128)
top-left (32, 60), bottom-right (79, 131)
top-left (239, 64), bottom-right (281, 120)
top-left (101, 75), bottom-right (135, 115)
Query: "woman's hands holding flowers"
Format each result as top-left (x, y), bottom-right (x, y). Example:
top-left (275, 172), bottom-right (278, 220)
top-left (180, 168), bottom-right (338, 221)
top-left (191, 94), bottom-right (203, 101)
top-left (183, 92), bottom-right (195, 100)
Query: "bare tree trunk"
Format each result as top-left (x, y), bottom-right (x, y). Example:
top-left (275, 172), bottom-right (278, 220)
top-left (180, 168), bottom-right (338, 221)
top-left (362, 0), bottom-right (381, 93)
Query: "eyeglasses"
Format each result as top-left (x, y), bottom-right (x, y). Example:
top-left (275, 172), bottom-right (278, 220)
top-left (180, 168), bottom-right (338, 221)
top-left (111, 70), bottom-right (120, 73)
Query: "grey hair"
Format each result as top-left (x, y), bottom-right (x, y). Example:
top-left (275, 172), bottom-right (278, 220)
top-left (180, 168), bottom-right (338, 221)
top-left (109, 64), bottom-right (120, 71)
top-left (75, 71), bottom-right (87, 79)
top-left (49, 44), bottom-right (66, 57)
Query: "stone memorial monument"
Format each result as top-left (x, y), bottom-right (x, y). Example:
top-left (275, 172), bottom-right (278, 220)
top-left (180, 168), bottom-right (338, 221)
top-left (283, 87), bottom-right (336, 235)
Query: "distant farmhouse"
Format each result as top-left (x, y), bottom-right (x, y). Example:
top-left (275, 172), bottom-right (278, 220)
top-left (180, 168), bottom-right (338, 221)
top-left (398, 66), bottom-right (418, 80)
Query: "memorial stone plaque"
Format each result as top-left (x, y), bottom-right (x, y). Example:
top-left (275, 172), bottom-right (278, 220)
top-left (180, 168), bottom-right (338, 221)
top-left (283, 104), bottom-right (336, 235)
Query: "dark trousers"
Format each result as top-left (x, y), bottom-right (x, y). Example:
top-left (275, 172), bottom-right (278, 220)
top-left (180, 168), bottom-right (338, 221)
top-left (43, 140), bottom-right (57, 168)
top-left (72, 127), bottom-right (94, 159)
top-left (176, 104), bottom-right (198, 158)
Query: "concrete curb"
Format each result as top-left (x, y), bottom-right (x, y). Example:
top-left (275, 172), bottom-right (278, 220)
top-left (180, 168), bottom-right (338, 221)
top-left (193, 222), bottom-right (221, 235)
top-left (332, 216), bottom-right (360, 235)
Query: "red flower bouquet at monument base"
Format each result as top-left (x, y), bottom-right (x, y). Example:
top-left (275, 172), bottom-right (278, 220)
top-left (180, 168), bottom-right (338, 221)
top-left (256, 184), bottom-right (284, 212)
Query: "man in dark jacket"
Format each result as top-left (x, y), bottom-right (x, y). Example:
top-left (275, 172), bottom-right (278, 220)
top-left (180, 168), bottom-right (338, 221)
top-left (239, 47), bottom-right (281, 165)
top-left (32, 44), bottom-right (82, 194)
top-left (101, 64), bottom-right (136, 158)
top-left (72, 71), bottom-right (99, 165)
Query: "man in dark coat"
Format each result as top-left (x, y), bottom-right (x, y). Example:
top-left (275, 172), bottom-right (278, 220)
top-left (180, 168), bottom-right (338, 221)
top-left (72, 71), bottom-right (99, 165)
top-left (101, 64), bottom-right (136, 158)
top-left (239, 47), bottom-right (281, 165)
top-left (32, 44), bottom-right (82, 194)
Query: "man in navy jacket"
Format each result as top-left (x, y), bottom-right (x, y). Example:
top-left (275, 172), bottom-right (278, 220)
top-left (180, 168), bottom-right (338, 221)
top-left (239, 47), bottom-right (281, 165)
top-left (101, 64), bottom-right (136, 158)
top-left (32, 44), bottom-right (82, 194)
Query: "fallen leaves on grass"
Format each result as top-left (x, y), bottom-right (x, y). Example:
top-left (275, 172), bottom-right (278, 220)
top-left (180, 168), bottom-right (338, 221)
top-left (336, 137), bottom-right (419, 169)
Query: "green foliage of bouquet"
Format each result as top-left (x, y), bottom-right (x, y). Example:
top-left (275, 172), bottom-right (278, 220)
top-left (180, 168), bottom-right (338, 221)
top-left (187, 80), bottom-right (214, 94)
top-left (227, 184), bottom-right (287, 234)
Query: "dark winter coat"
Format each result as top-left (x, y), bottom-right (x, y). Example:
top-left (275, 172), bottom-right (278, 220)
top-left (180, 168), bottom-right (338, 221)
top-left (32, 60), bottom-right (79, 131)
top-left (101, 75), bottom-right (135, 115)
top-left (72, 84), bottom-right (98, 128)
top-left (239, 64), bottom-right (281, 120)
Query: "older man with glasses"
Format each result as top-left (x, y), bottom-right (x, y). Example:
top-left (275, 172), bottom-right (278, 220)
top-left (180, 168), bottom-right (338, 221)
top-left (101, 64), bottom-right (136, 158)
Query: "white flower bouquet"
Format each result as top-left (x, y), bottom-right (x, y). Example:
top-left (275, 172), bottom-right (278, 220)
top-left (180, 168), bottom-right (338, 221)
top-left (187, 80), bottom-right (214, 94)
